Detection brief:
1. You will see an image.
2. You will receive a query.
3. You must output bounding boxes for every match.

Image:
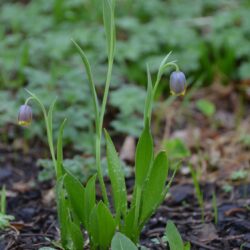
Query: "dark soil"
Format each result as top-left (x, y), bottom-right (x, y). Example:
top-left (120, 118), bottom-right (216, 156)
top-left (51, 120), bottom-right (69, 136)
top-left (1, 85), bottom-right (250, 249)
top-left (1, 146), bottom-right (250, 250)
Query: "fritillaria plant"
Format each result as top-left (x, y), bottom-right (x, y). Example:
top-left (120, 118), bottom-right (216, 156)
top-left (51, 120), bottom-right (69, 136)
top-left (18, 0), bottom-right (187, 249)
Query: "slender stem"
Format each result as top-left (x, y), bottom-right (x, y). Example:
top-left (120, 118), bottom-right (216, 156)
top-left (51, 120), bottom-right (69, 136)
top-left (153, 62), bottom-right (179, 97)
top-left (99, 58), bottom-right (114, 132)
top-left (26, 95), bottom-right (57, 176)
top-left (94, 58), bottom-right (114, 207)
top-left (146, 62), bottom-right (179, 123)
top-left (45, 118), bottom-right (57, 177)
top-left (25, 97), bottom-right (34, 105)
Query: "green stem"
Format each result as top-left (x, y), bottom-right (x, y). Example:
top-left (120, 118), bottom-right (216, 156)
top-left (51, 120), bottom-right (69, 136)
top-left (25, 94), bottom-right (57, 177)
top-left (153, 62), bottom-right (179, 97)
top-left (95, 58), bottom-right (114, 207)
top-left (99, 58), bottom-right (113, 131)
top-left (146, 62), bottom-right (179, 124)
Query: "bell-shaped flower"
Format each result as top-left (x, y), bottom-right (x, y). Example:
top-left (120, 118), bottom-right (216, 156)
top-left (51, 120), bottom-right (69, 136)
top-left (170, 71), bottom-right (187, 96)
top-left (18, 104), bottom-right (32, 126)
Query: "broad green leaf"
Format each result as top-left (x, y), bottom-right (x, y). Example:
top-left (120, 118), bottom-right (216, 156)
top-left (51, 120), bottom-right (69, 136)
top-left (165, 220), bottom-right (184, 250)
top-left (140, 152), bottom-right (169, 223)
top-left (111, 232), bottom-right (137, 250)
top-left (135, 120), bottom-right (153, 187)
top-left (84, 174), bottom-right (96, 230)
top-left (105, 130), bottom-right (127, 219)
top-left (55, 176), bottom-right (70, 248)
top-left (68, 220), bottom-right (84, 250)
top-left (89, 201), bottom-right (116, 249)
top-left (64, 173), bottom-right (85, 225)
top-left (56, 118), bottom-right (66, 178)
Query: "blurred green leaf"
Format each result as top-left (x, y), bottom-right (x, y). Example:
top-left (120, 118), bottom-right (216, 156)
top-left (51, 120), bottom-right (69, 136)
top-left (164, 138), bottom-right (190, 160)
top-left (196, 99), bottom-right (216, 117)
top-left (231, 170), bottom-right (248, 181)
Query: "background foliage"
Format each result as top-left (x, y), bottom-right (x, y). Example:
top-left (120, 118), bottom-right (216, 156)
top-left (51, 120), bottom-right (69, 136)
top-left (1, 0), bottom-right (250, 151)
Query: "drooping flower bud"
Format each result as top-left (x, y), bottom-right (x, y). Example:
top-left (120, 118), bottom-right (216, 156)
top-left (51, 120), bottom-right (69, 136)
top-left (18, 104), bottom-right (32, 126)
top-left (170, 71), bottom-right (187, 96)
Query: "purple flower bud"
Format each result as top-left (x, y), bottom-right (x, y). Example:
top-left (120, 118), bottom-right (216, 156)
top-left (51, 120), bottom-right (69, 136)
top-left (18, 104), bottom-right (32, 126)
top-left (170, 71), bottom-right (187, 96)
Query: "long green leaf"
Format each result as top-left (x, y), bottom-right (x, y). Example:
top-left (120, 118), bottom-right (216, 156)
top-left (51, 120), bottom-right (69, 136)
top-left (72, 40), bottom-right (99, 130)
top-left (165, 220), bottom-right (184, 250)
top-left (55, 176), bottom-right (69, 248)
top-left (111, 232), bottom-right (138, 250)
top-left (84, 174), bottom-right (96, 230)
top-left (68, 219), bottom-right (84, 250)
top-left (56, 119), bottom-right (66, 178)
top-left (103, 0), bottom-right (116, 59)
top-left (135, 120), bottom-right (153, 187)
top-left (122, 206), bottom-right (138, 243)
top-left (64, 173), bottom-right (85, 225)
top-left (140, 152), bottom-right (169, 223)
top-left (105, 130), bottom-right (127, 220)
top-left (144, 65), bottom-right (153, 126)
top-left (89, 201), bottom-right (116, 249)
top-left (140, 161), bottom-right (180, 228)
top-left (47, 98), bottom-right (57, 135)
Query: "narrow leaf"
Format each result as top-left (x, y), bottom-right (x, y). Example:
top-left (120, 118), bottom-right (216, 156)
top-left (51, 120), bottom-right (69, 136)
top-left (1, 186), bottom-right (6, 214)
top-left (103, 0), bottom-right (116, 59)
top-left (68, 220), bottom-right (84, 250)
top-left (84, 174), bottom-right (96, 230)
top-left (56, 118), bottom-right (67, 178)
top-left (144, 65), bottom-right (153, 126)
top-left (122, 206), bottom-right (137, 242)
top-left (111, 232), bottom-right (137, 250)
top-left (72, 40), bottom-right (99, 127)
top-left (159, 51), bottom-right (172, 69)
top-left (89, 202), bottom-right (116, 249)
top-left (165, 220), bottom-right (184, 250)
top-left (140, 152), bottom-right (169, 223)
top-left (47, 98), bottom-right (57, 134)
top-left (55, 176), bottom-right (70, 248)
top-left (135, 120), bottom-right (153, 187)
top-left (105, 130), bottom-right (127, 219)
top-left (64, 173), bottom-right (85, 225)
